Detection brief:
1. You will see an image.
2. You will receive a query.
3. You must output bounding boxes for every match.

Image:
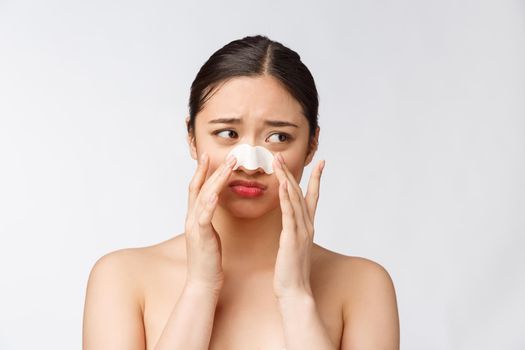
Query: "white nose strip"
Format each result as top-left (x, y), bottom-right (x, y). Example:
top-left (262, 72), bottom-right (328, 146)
top-left (226, 143), bottom-right (275, 174)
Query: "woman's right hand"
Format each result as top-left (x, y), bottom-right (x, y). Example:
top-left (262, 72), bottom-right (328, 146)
top-left (183, 152), bottom-right (237, 294)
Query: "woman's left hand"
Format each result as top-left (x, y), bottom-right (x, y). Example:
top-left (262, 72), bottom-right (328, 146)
top-left (272, 152), bottom-right (325, 300)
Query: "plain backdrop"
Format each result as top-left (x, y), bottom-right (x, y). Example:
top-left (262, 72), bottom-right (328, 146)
top-left (1, 0), bottom-right (524, 349)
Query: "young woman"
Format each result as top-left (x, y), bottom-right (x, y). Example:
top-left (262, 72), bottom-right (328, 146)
top-left (83, 34), bottom-right (400, 350)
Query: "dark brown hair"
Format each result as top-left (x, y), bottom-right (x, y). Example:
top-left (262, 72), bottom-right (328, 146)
top-left (187, 34), bottom-right (319, 145)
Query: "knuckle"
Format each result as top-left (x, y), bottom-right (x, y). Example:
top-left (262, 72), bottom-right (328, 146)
top-left (302, 236), bottom-right (311, 245)
top-left (188, 181), bottom-right (198, 192)
top-left (197, 214), bottom-right (208, 227)
top-left (306, 222), bottom-right (314, 233)
top-left (198, 195), bottom-right (209, 208)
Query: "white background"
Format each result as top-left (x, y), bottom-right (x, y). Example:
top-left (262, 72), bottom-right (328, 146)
top-left (1, 0), bottom-right (524, 349)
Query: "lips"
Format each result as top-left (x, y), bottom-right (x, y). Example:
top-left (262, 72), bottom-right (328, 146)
top-left (228, 179), bottom-right (267, 190)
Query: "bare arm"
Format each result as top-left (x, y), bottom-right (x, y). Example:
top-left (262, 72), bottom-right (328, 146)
top-left (82, 249), bottom-right (221, 350)
top-left (276, 257), bottom-right (400, 350)
top-left (150, 153), bottom-right (237, 348)
top-left (278, 293), bottom-right (338, 350)
top-left (82, 250), bottom-right (146, 350)
top-left (152, 147), bottom-right (237, 348)
top-left (340, 258), bottom-right (400, 350)
top-left (153, 282), bottom-right (220, 350)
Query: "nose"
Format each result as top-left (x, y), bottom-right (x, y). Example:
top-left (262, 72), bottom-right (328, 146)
top-left (236, 165), bottom-right (266, 176)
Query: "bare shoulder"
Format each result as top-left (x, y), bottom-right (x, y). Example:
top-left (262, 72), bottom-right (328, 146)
top-left (86, 233), bottom-right (186, 292)
top-left (313, 244), bottom-right (400, 349)
top-left (86, 246), bottom-right (150, 302)
top-left (313, 244), bottom-right (395, 285)
top-left (83, 236), bottom-right (184, 350)
top-left (83, 247), bottom-right (150, 349)
top-left (339, 254), bottom-right (398, 316)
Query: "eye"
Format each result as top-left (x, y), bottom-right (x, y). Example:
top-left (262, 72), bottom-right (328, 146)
top-left (213, 130), bottom-right (292, 143)
top-left (214, 129), bottom-right (238, 139)
top-left (267, 132), bottom-right (291, 143)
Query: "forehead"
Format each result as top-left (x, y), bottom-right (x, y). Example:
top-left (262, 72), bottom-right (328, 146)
top-left (197, 75), bottom-right (306, 127)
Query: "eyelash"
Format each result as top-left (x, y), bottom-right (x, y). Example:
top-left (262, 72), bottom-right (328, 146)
top-left (212, 129), bottom-right (293, 143)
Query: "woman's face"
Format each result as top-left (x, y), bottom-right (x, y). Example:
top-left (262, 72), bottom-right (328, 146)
top-left (186, 75), bottom-right (319, 218)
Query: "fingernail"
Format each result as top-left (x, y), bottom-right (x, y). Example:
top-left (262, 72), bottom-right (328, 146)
top-left (278, 153), bottom-right (285, 164)
top-left (208, 192), bottom-right (217, 203)
top-left (200, 152), bottom-right (207, 163)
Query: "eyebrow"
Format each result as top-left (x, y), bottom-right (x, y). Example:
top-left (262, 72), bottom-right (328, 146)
top-left (208, 117), bottom-right (299, 128)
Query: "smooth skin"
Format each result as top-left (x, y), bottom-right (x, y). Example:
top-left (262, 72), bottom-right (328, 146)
top-left (82, 75), bottom-right (400, 349)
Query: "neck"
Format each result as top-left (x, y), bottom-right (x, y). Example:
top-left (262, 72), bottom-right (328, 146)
top-left (211, 203), bottom-right (283, 273)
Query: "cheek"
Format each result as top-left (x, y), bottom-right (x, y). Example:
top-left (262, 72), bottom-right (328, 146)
top-left (268, 175), bottom-right (281, 192)
top-left (204, 164), bottom-right (213, 180)
top-left (282, 164), bottom-right (302, 183)
top-left (279, 152), bottom-right (304, 181)
top-left (205, 158), bottom-right (227, 179)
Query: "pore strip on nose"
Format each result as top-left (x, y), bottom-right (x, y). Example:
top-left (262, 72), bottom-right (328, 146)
top-left (225, 143), bottom-right (275, 174)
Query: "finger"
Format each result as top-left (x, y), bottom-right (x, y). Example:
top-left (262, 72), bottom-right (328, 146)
top-left (278, 178), bottom-right (296, 236)
top-left (305, 160), bottom-right (324, 222)
top-left (203, 154), bottom-right (236, 191)
top-left (187, 152), bottom-right (209, 215)
top-left (275, 153), bottom-right (303, 195)
top-left (274, 155), bottom-right (309, 238)
top-left (276, 153), bottom-right (312, 228)
top-left (188, 154), bottom-right (234, 225)
top-left (196, 191), bottom-right (219, 238)
top-left (197, 154), bottom-right (237, 209)
top-left (282, 171), bottom-right (309, 237)
top-left (272, 155), bottom-right (286, 182)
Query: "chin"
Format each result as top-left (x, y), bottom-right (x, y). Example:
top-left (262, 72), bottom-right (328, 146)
top-left (218, 194), bottom-right (279, 219)
top-left (228, 207), bottom-right (268, 219)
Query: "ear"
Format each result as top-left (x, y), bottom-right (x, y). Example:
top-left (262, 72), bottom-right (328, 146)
top-left (186, 115), bottom-right (198, 160)
top-left (304, 126), bottom-right (320, 166)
